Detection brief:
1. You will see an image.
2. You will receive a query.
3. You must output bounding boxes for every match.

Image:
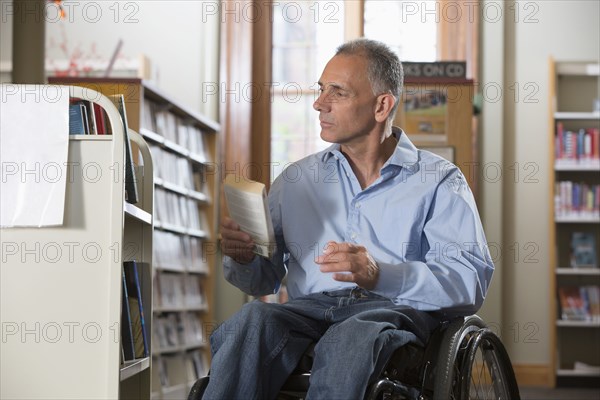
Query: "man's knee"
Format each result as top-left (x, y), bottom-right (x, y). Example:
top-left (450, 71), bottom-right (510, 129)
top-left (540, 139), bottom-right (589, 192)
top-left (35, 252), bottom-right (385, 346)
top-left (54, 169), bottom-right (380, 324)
top-left (210, 301), bottom-right (283, 350)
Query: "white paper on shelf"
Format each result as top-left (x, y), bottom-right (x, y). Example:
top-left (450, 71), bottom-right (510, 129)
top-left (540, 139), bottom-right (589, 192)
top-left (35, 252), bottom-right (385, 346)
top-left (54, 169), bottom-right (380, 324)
top-left (0, 84), bottom-right (70, 227)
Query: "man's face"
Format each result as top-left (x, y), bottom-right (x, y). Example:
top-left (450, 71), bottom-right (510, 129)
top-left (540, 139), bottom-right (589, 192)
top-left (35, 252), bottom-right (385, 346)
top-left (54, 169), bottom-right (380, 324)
top-left (313, 54), bottom-right (379, 145)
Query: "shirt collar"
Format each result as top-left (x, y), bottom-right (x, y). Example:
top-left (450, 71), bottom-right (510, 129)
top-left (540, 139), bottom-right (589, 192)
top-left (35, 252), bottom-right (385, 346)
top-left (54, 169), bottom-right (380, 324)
top-left (320, 126), bottom-right (419, 168)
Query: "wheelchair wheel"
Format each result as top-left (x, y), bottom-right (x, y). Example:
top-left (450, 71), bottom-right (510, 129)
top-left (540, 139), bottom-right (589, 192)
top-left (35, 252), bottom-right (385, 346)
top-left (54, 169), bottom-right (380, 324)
top-left (433, 315), bottom-right (486, 399)
top-left (457, 329), bottom-right (520, 400)
top-left (187, 376), bottom-right (209, 400)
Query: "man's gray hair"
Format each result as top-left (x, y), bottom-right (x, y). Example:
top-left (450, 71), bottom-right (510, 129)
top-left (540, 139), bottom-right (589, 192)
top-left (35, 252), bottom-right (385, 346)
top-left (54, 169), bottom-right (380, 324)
top-left (336, 38), bottom-right (403, 118)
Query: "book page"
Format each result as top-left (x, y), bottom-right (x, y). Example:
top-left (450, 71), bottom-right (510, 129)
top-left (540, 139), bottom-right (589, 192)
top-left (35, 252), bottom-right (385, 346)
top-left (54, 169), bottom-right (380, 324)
top-left (223, 175), bottom-right (276, 258)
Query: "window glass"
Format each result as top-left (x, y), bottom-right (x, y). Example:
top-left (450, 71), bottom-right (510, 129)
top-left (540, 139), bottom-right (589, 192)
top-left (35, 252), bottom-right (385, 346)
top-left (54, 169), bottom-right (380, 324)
top-left (364, 0), bottom-right (437, 62)
top-left (270, 1), bottom-right (438, 182)
top-left (270, 1), bottom-right (344, 181)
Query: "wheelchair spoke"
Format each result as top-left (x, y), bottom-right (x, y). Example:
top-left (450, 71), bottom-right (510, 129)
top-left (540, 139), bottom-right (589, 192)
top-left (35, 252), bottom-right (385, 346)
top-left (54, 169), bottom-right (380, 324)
top-left (470, 342), bottom-right (496, 399)
top-left (458, 330), bottom-right (519, 400)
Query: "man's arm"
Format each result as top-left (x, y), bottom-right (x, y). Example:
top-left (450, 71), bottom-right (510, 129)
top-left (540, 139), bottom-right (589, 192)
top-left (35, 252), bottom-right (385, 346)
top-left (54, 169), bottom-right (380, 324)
top-left (375, 170), bottom-right (494, 315)
top-left (220, 213), bottom-right (287, 297)
top-left (317, 169), bottom-right (494, 316)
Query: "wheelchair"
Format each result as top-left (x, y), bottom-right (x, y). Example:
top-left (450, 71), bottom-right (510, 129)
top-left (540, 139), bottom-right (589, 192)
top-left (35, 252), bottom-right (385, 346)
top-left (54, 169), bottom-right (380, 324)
top-left (188, 315), bottom-right (520, 400)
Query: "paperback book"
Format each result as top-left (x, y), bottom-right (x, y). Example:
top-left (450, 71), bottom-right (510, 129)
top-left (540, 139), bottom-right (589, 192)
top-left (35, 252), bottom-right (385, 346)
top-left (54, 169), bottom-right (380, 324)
top-left (570, 232), bottom-right (598, 268)
top-left (223, 175), bottom-right (276, 258)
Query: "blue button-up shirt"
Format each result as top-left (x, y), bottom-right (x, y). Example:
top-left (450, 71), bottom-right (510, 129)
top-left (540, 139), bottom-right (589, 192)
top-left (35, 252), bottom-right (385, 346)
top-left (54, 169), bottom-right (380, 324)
top-left (224, 128), bottom-right (494, 315)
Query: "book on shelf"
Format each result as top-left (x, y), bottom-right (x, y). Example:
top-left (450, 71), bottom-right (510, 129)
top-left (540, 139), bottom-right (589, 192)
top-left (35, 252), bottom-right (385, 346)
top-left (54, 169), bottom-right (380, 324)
top-left (158, 272), bottom-right (185, 309)
top-left (554, 181), bottom-right (600, 218)
top-left (156, 357), bottom-right (169, 387)
top-left (153, 313), bottom-right (182, 350)
top-left (123, 261), bottom-right (149, 358)
top-left (81, 99), bottom-right (97, 135)
top-left (93, 102), bottom-right (109, 135)
top-left (184, 276), bottom-right (206, 307)
top-left (69, 102), bottom-right (87, 135)
top-left (558, 285), bottom-right (600, 322)
top-left (157, 354), bottom-right (188, 390)
top-left (109, 94), bottom-right (139, 204)
top-left (570, 232), bottom-right (598, 268)
top-left (573, 361), bottom-right (600, 374)
top-left (154, 108), bottom-right (178, 143)
top-left (121, 269), bottom-right (136, 361)
top-left (558, 286), bottom-right (587, 321)
top-left (402, 87), bottom-right (448, 143)
top-left (68, 98), bottom-right (113, 136)
top-left (142, 99), bottom-right (157, 133)
top-left (555, 123), bottom-right (600, 165)
top-left (223, 174), bottom-right (276, 258)
top-left (183, 312), bottom-right (204, 345)
top-left (187, 350), bottom-right (208, 381)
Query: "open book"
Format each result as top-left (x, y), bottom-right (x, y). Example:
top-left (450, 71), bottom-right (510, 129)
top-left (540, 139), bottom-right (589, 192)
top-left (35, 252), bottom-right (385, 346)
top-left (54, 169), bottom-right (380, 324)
top-left (223, 175), bottom-right (276, 258)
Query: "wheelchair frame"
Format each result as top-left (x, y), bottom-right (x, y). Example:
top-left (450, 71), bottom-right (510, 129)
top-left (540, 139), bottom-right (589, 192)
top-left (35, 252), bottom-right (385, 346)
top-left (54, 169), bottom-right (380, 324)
top-left (188, 315), bottom-right (520, 400)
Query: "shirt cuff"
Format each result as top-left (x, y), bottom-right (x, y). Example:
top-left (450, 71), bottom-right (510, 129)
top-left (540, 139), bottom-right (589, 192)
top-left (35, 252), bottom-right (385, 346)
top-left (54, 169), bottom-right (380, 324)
top-left (223, 254), bottom-right (259, 287)
top-left (372, 261), bottom-right (404, 300)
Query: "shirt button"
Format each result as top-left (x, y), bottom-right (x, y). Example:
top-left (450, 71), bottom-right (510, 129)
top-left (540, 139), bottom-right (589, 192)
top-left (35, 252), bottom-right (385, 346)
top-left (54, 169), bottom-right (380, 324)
top-left (351, 232), bottom-right (357, 240)
top-left (355, 203), bottom-right (361, 209)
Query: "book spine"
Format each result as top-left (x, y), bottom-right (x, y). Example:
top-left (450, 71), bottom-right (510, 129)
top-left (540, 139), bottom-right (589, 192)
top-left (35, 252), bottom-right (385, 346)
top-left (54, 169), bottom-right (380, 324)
top-left (121, 269), bottom-right (135, 361)
top-left (556, 122), bottom-right (564, 160)
top-left (592, 128), bottom-right (599, 160)
top-left (129, 261), bottom-right (149, 357)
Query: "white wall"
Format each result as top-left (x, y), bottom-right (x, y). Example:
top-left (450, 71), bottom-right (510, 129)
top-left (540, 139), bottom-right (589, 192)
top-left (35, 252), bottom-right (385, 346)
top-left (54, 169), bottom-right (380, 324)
top-left (481, 0), bottom-right (600, 367)
top-left (0, 0), bottom-right (220, 120)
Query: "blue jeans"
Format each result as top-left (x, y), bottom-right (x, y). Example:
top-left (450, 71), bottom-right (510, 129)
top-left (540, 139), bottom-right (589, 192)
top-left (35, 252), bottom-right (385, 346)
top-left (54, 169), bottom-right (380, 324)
top-left (202, 287), bottom-right (439, 400)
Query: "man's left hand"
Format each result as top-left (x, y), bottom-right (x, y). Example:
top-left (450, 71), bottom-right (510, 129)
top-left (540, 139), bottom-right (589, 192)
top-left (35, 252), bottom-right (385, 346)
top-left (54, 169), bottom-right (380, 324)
top-left (315, 241), bottom-right (380, 290)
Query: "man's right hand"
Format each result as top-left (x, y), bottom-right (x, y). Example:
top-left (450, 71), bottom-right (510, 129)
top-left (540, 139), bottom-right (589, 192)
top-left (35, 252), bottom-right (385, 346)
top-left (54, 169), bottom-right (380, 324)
top-left (220, 217), bottom-right (256, 264)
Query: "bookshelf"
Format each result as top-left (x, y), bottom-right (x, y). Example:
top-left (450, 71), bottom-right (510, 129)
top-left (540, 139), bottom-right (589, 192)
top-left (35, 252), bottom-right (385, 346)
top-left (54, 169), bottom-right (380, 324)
top-left (0, 86), bottom-right (154, 399)
top-left (393, 78), bottom-right (477, 196)
top-left (48, 77), bottom-right (220, 399)
top-left (548, 59), bottom-right (600, 386)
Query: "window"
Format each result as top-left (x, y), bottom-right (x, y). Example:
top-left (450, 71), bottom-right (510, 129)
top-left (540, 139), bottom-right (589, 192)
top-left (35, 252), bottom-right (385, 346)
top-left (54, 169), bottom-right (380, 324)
top-left (269, 1), bottom-right (474, 176)
top-left (363, 0), bottom-right (438, 62)
top-left (270, 1), bottom-right (345, 180)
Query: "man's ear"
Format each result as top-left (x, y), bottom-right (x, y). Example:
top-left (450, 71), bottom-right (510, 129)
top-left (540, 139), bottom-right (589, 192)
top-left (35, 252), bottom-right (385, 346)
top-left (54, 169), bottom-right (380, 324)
top-left (374, 93), bottom-right (396, 123)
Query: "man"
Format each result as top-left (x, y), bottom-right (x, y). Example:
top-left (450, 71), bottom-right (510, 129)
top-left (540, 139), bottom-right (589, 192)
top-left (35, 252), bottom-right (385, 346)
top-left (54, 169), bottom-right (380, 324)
top-left (203, 38), bottom-right (494, 399)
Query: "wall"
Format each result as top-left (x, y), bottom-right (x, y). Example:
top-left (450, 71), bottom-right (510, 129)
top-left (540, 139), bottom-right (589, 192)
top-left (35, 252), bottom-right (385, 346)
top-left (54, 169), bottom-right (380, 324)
top-left (480, 0), bottom-right (600, 380)
top-left (0, 0), bottom-right (220, 120)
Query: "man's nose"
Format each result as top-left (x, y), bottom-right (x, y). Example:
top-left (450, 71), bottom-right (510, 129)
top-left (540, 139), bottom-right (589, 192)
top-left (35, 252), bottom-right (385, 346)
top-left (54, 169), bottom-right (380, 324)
top-left (313, 92), bottom-right (329, 112)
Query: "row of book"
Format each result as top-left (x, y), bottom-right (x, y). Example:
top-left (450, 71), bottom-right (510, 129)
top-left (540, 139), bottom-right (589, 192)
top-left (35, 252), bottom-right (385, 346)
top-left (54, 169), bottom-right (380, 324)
top-left (153, 312), bottom-right (205, 352)
top-left (555, 124), bottom-right (600, 163)
top-left (148, 144), bottom-right (207, 193)
top-left (554, 181), bottom-right (600, 219)
top-left (154, 272), bottom-right (207, 310)
top-left (155, 187), bottom-right (207, 230)
top-left (69, 95), bottom-right (139, 204)
top-left (142, 100), bottom-right (210, 160)
top-left (69, 98), bottom-right (111, 136)
top-left (153, 230), bottom-right (210, 273)
top-left (121, 261), bottom-right (149, 362)
top-left (570, 232), bottom-right (598, 268)
top-left (152, 350), bottom-right (208, 393)
top-left (558, 285), bottom-right (600, 322)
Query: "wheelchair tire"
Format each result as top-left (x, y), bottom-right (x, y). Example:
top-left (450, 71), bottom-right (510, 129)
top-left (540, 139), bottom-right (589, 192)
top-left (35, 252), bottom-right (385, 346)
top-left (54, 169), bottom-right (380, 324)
top-left (187, 376), bottom-right (209, 400)
top-left (457, 328), bottom-right (520, 400)
top-left (432, 315), bottom-right (486, 400)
